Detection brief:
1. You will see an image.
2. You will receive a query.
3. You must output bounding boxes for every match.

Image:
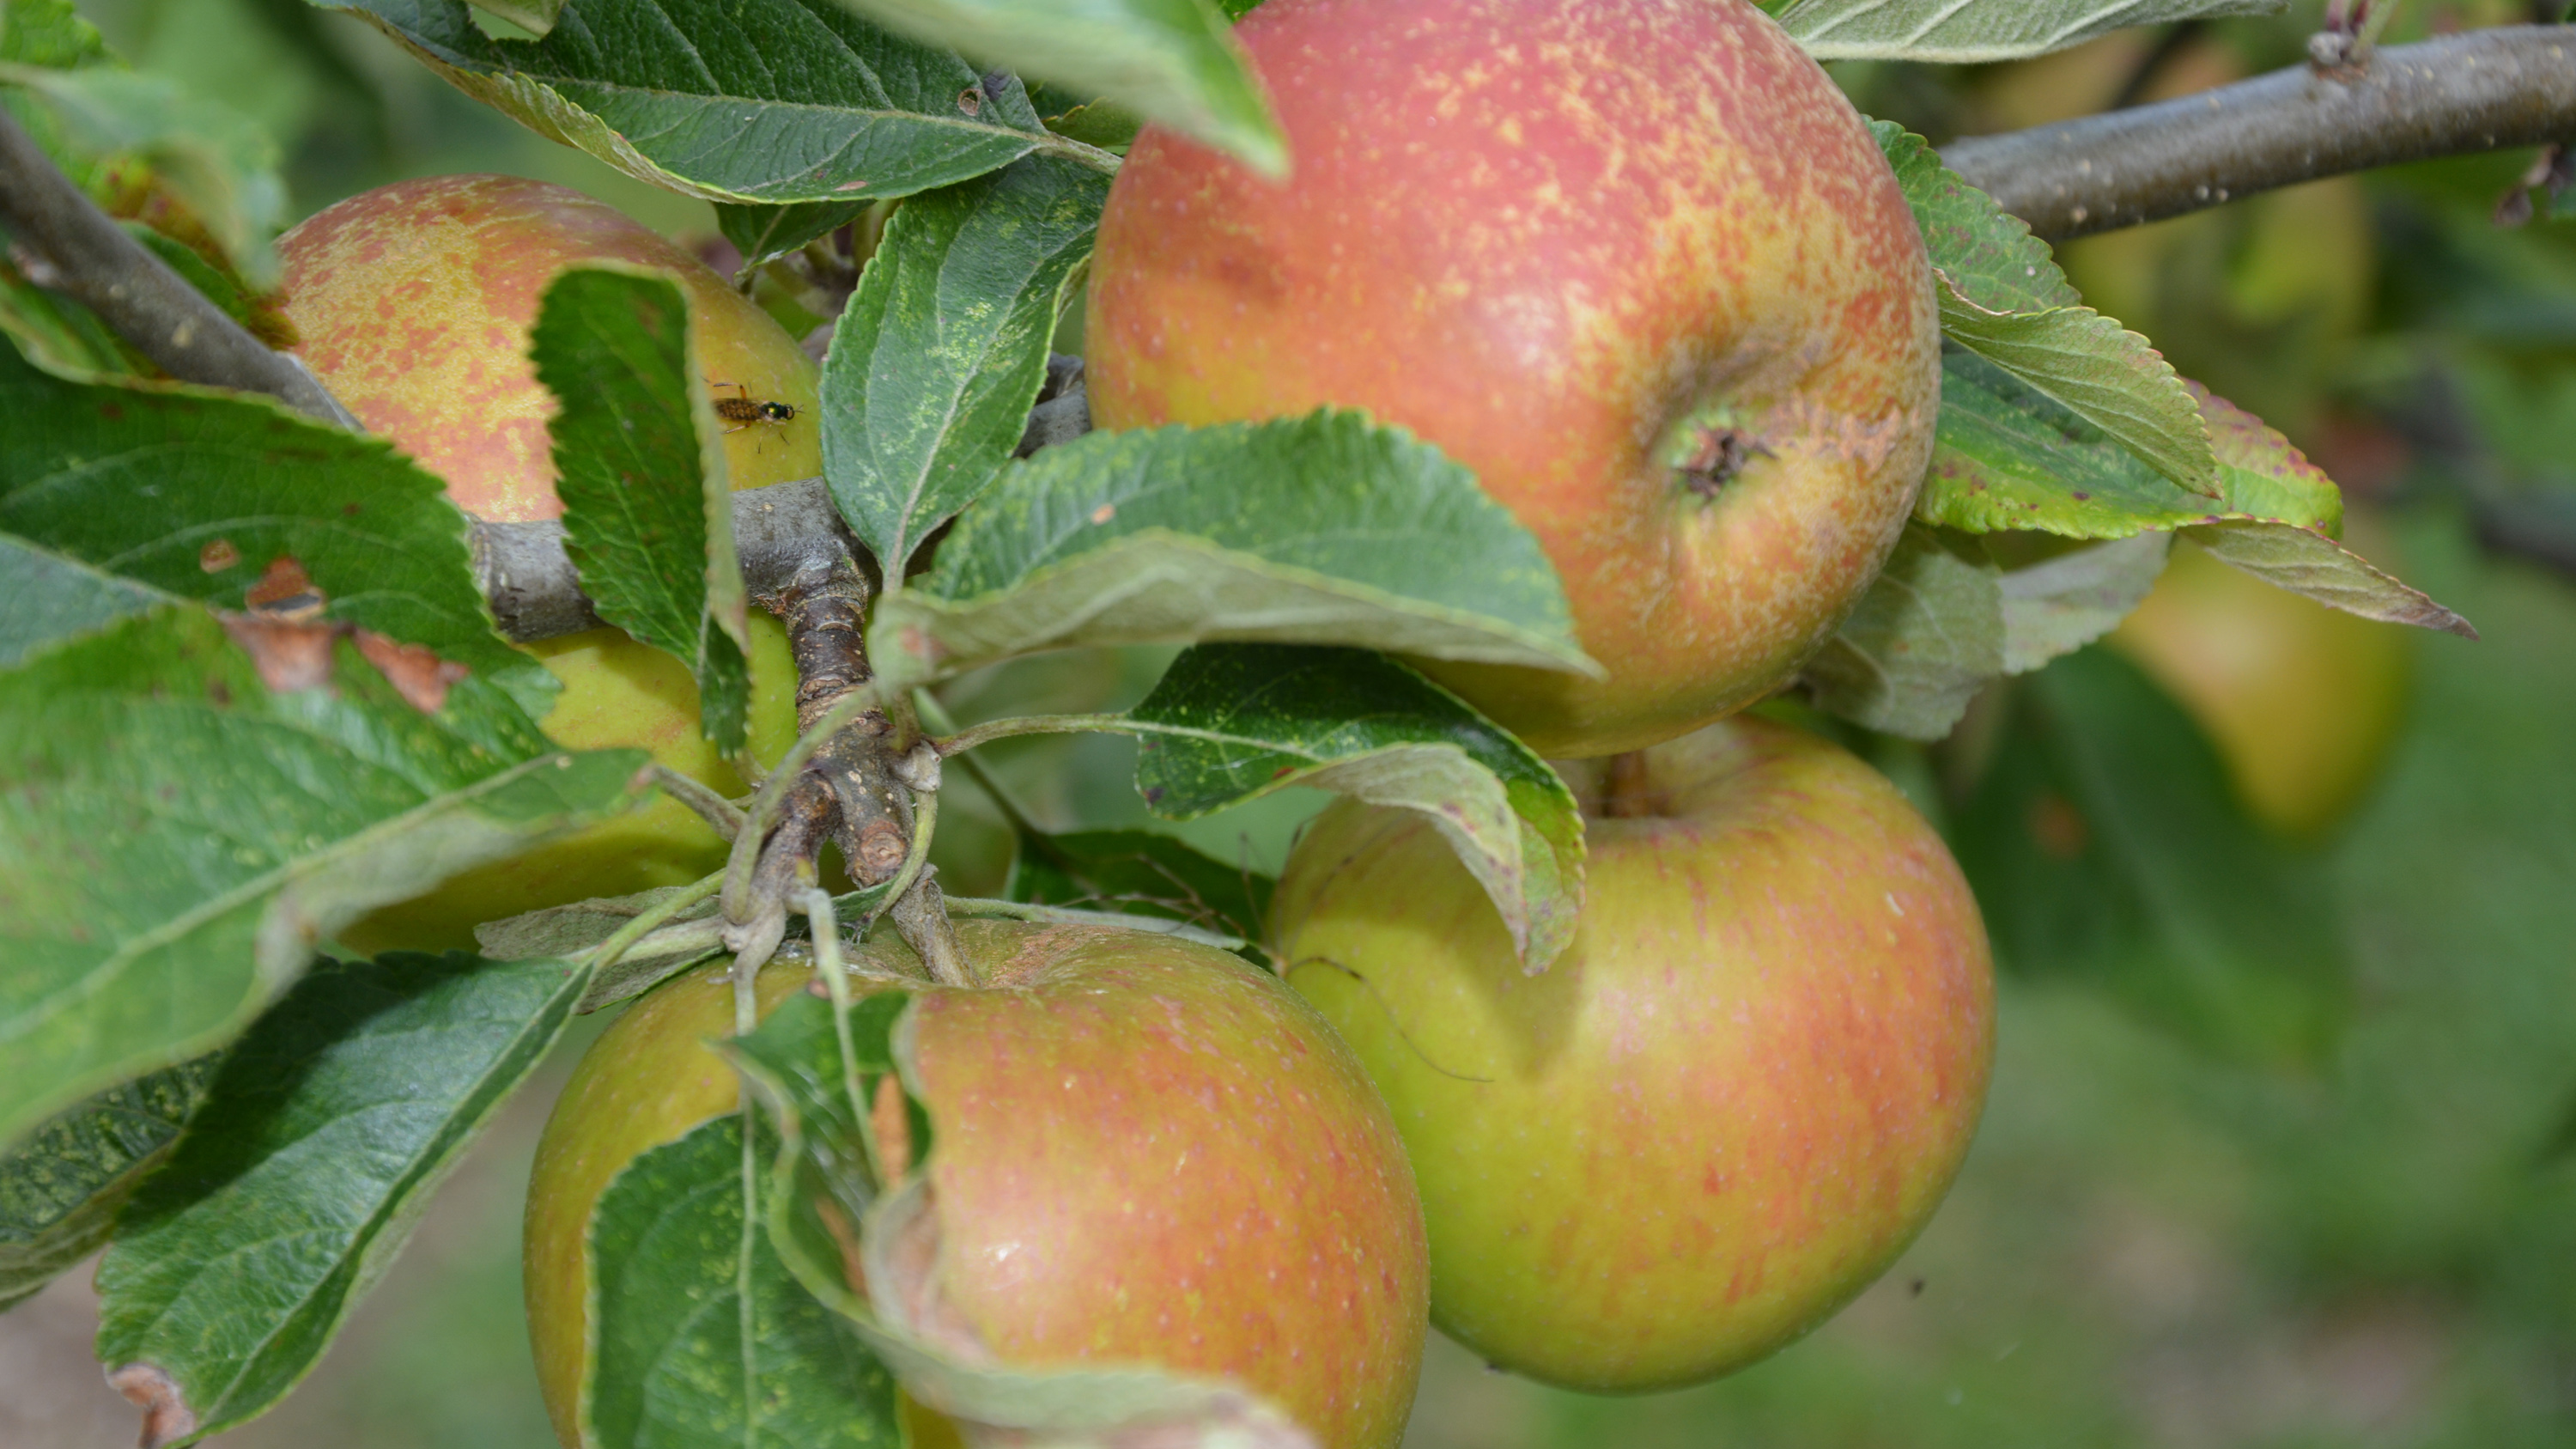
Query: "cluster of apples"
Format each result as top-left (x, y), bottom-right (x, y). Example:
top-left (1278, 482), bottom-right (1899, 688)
top-left (270, 0), bottom-right (2373, 1442)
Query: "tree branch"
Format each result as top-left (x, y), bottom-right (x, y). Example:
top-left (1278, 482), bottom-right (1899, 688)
top-left (473, 475), bottom-right (868, 641)
top-left (0, 105), bottom-right (355, 424)
top-left (1944, 25), bottom-right (2576, 241)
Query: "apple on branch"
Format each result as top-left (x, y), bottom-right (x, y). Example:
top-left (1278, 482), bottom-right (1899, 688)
top-left (1085, 0), bottom-right (1941, 758)
top-left (276, 174), bottom-right (819, 952)
top-left (1273, 718), bottom-right (1995, 1391)
top-left (524, 921), bottom-right (1431, 1449)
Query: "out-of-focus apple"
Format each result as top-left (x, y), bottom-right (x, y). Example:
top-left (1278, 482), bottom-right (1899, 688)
top-left (1084, 0), bottom-right (1940, 758)
top-left (277, 174), bottom-right (820, 951)
top-left (1273, 718), bottom-right (1992, 1390)
top-left (2110, 528), bottom-right (2412, 840)
top-left (524, 922), bottom-right (1429, 1448)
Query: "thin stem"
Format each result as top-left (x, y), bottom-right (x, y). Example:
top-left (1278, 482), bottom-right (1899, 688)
top-left (877, 792), bottom-right (978, 988)
top-left (913, 689), bottom-right (1044, 839)
top-left (0, 102), bottom-right (354, 423)
top-left (798, 886), bottom-right (873, 1149)
top-left (933, 711), bottom-right (1130, 756)
top-left (722, 685), bottom-right (879, 926)
top-left (653, 765), bottom-right (748, 838)
top-left (944, 896), bottom-right (1249, 952)
top-left (873, 789), bottom-right (940, 928)
top-left (589, 869), bottom-right (726, 976)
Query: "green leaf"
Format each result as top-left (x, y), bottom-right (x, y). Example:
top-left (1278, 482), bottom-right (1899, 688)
top-left (0, 62), bottom-right (288, 286)
top-left (1126, 643), bottom-right (1583, 969)
top-left (870, 411), bottom-right (1595, 690)
top-left (1951, 648), bottom-right (2348, 1068)
top-left (1777, 0), bottom-right (2281, 62)
top-left (471, 0), bottom-right (564, 35)
top-left (93, 953), bottom-right (589, 1442)
top-left (823, 154), bottom-right (1109, 576)
top-left (1874, 124), bottom-right (2214, 494)
top-left (315, 0), bottom-right (1054, 204)
top-left (0, 255), bottom-right (137, 376)
top-left (1802, 527), bottom-right (2178, 740)
top-left (1919, 356), bottom-right (2476, 635)
top-left (824, 0), bottom-right (1285, 176)
top-left (0, 1055), bottom-right (220, 1311)
top-left (718, 200), bottom-right (870, 272)
top-left (0, 0), bottom-right (112, 67)
top-left (586, 1112), bottom-right (899, 1449)
top-left (1004, 826), bottom-right (1273, 947)
top-left (726, 991), bottom-right (1314, 1446)
top-left (0, 534), bottom-right (163, 667)
top-left (532, 266), bottom-right (751, 752)
top-left (1801, 525), bottom-right (2003, 741)
top-left (1921, 350), bottom-right (2230, 537)
top-left (0, 338), bottom-right (538, 698)
top-left (2187, 521), bottom-right (2477, 638)
top-left (1996, 532), bottom-right (2172, 674)
top-left (0, 608), bottom-right (649, 1148)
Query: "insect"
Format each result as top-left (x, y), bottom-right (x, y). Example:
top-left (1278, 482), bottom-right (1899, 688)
top-left (709, 381), bottom-right (798, 434)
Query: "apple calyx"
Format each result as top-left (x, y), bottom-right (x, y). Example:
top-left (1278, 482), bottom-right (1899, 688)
top-left (1663, 411), bottom-right (1780, 502)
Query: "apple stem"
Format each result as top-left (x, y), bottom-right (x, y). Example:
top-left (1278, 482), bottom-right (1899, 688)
top-left (1602, 751), bottom-right (1660, 819)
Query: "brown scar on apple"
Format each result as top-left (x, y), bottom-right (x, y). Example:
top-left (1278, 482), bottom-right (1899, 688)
top-left (107, 1361), bottom-right (198, 1449)
top-left (1674, 423), bottom-right (1773, 499)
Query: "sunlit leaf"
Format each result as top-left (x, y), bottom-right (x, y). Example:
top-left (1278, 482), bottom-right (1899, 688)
top-left (823, 155), bottom-right (1108, 576)
top-left (0, 609), bottom-right (647, 1148)
top-left (1875, 124), bottom-right (2214, 494)
top-left (870, 411), bottom-right (1593, 690)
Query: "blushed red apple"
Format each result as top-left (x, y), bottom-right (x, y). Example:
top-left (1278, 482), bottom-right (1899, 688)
top-left (525, 922), bottom-right (1430, 1448)
top-left (1085, 0), bottom-right (1941, 757)
top-left (1273, 718), bottom-right (1992, 1390)
top-left (276, 174), bottom-right (817, 951)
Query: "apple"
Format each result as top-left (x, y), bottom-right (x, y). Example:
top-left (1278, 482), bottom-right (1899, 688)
top-left (525, 920), bottom-right (1430, 1449)
top-left (2109, 529), bottom-right (2411, 840)
top-left (276, 174), bottom-right (820, 952)
top-left (1084, 0), bottom-right (1941, 758)
top-left (1271, 717), bottom-right (1993, 1391)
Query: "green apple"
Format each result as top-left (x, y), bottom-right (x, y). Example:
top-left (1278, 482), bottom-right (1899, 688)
top-left (1273, 718), bottom-right (1993, 1391)
top-left (1085, 0), bottom-right (1941, 758)
top-left (276, 174), bottom-right (819, 952)
top-left (2109, 528), bottom-right (2412, 840)
top-left (525, 921), bottom-right (1430, 1449)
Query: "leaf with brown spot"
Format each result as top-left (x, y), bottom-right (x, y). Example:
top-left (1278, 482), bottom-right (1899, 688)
top-left (0, 607), bottom-right (647, 1149)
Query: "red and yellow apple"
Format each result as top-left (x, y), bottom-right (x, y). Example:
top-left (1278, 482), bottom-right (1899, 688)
top-left (276, 174), bottom-right (821, 950)
top-left (525, 922), bottom-right (1430, 1448)
top-left (1273, 718), bottom-right (1993, 1390)
top-left (1085, 0), bottom-right (1941, 758)
top-left (2109, 527), bottom-right (2412, 840)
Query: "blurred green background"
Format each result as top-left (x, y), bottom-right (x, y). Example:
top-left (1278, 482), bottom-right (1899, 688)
top-left (3, 1), bottom-right (2573, 1446)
